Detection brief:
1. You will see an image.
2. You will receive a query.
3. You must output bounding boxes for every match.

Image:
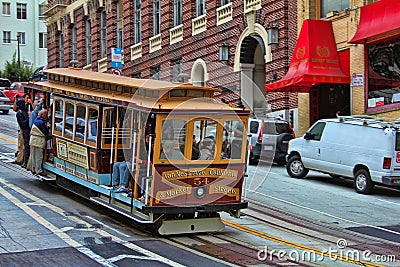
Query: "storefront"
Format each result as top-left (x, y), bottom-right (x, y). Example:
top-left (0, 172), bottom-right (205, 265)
top-left (265, 19), bottom-right (350, 127)
top-left (349, 0), bottom-right (400, 114)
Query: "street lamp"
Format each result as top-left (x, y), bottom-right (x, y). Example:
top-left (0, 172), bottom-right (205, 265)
top-left (16, 33), bottom-right (21, 82)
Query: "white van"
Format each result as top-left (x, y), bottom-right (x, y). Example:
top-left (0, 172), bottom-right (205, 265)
top-left (286, 116), bottom-right (400, 194)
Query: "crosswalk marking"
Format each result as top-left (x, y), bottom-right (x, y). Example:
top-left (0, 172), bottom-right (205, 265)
top-left (0, 154), bottom-right (14, 163)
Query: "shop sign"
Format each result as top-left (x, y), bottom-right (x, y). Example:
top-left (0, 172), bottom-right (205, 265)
top-left (351, 73), bottom-right (364, 87)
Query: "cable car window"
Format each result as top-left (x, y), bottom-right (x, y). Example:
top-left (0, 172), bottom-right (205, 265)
top-left (119, 108), bottom-right (131, 145)
top-left (87, 107), bottom-right (98, 144)
top-left (103, 108), bottom-right (115, 145)
top-left (53, 99), bottom-right (64, 135)
top-left (75, 104), bottom-right (86, 142)
top-left (64, 101), bottom-right (75, 139)
top-left (170, 89), bottom-right (186, 97)
top-left (159, 119), bottom-right (186, 160)
top-left (221, 120), bottom-right (244, 160)
top-left (187, 90), bottom-right (204, 98)
top-left (193, 119), bottom-right (218, 161)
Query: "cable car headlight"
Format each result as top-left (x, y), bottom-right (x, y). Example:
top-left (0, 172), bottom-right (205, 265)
top-left (194, 185), bottom-right (207, 199)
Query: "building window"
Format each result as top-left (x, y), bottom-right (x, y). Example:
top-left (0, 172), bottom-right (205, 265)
top-left (85, 19), bottom-right (92, 65)
top-left (367, 38), bottom-right (400, 109)
top-left (132, 72), bottom-right (141, 79)
top-left (153, 0), bottom-right (160, 36)
top-left (100, 10), bottom-right (107, 58)
top-left (171, 58), bottom-right (182, 82)
top-left (320, 0), bottom-right (349, 18)
top-left (2, 31), bottom-right (11, 43)
top-left (39, 3), bottom-right (46, 20)
top-left (196, 0), bottom-right (206, 17)
top-left (2, 2), bottom-right (11, 15)
top-left (173, 0), bottom-right (182, 26)
top-left (39, 32), bottom-right (47, 48)
top-left (17, 32), bottom-right (25, 44)
top-left (150, 66), bottom-right (160, 80)
top-left (221, 0), bottom-right (231, 6)
top-left (116, 0), bottom-right (123, 49)
top-left (59, 33), bottom-right (64, 67)
top-left (16, 3), bottom-right (27, 19)
top-left (72, 25), bottom-right (77, 61)
top-left (134, 0), bottom-right (141, 44)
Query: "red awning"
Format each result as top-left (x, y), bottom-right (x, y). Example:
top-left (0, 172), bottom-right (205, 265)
top-left (265, 19), bottom-right (350, 93)
top-left (349, 0), bottom-right (400, 44)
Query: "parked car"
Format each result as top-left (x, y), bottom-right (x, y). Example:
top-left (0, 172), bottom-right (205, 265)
top-left (3, 82), bottom-right (25, 102)
top-left (286, 116), bottom-right (400, 194)
top-left (0, 91), bottom-right (12, 114)
top-left (29, 65), bottom-right (48, 82)
top-left (248, 117), bottom-right (295, 165)
top-left (0, 78), bottom-right (11, 91)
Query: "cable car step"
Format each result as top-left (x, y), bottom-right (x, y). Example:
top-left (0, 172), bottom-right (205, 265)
top-left (89, 197), bottom-right (153, 224)
top-left (36, 174), bottom-right (56, 181)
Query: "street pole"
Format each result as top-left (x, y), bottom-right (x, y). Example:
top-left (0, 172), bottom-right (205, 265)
top-left (17, 33), bottom-right (21, 82)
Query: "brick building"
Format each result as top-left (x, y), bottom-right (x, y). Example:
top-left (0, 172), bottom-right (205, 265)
top-left (44, 0), bottom-right (300, 132)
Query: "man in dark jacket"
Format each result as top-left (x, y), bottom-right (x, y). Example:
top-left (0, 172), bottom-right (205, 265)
top-left (16, 93), bottom-right (32, 168)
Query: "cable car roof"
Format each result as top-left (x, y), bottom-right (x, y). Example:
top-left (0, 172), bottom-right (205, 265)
top-left (43, 68), bottom-right (218, 92)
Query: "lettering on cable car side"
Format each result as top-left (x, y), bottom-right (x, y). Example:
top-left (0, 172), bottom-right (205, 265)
top-left (56, 138), bottom-right (89, 168)
top-left (155, 186), bottom-right (192, 203)
top-left (210, 184), bottom-right (240, 200)
top-left (161, 168), bottom-right (238, 181)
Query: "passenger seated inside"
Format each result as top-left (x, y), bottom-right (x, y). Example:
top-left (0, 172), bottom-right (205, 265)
top-left (199, 136), bottom-right (215, 160)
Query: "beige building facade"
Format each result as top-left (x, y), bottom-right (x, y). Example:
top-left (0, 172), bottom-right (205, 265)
top-left (293, 0), bottom-right (399, 135)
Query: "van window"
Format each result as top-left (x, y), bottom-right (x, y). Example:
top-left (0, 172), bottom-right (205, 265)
top-left (308, 122), bottom-right (326, 141)
top-left (249, 120), bottom-right (259, 134)
top-left (396, 132), bottom-right (400, 151)
top-left (263, 122), bottom-right (291, 135)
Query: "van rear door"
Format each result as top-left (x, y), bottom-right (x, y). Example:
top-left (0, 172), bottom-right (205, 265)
top-left (394, 132), bottom-right (400, 168)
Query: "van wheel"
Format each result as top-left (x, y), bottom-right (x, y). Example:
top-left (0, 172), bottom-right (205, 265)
top-left (286, 155), bottom-right (309, 178)
top-left (354, 169), bottom-right (374, 194)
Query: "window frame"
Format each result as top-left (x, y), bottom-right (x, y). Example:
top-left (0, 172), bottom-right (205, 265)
top-left (116, 0), bottom-right (123, 49)
top-left (100, 10), bottom-right (107, 58)
top-left (71, 25), bottom-right (78, 62)
top-left (17, 32), bottom-right (25, 45)
top-left (134, 0), bottom-right (141, 44)
top-left (53, 98), bottom-right (64, 136)
top-left (319, 0), bottom-right (350, 18)
top-left (16, 3), bottom-right (27, 19)
top-left (39, 32), bottom-right (47, 48)
top-left (74, 103), bottom-right (87, 143)
top-left (2, 2), bottom-right (11, 16)
top-left (173, 0), bottom-right (182, 27)
top-left (59, 33), bottom-right (64, 67)
top-left (196, 0), bottom-right (206, 17)
top-left (2, 31), bottom-right (11, 44)
top-left (153, 0), bottom-right (160, 36)
top-left (85, 19), bottom-right (92, 65)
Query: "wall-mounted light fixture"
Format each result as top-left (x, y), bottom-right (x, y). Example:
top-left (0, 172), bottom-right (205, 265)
top-left (267, 23), bottom-right (279, 46)
top-left (219, 43), bottom-right (229, 62)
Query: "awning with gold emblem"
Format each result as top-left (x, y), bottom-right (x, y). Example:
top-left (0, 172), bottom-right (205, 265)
top-left (265, 19), bottom-right (350, 93)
